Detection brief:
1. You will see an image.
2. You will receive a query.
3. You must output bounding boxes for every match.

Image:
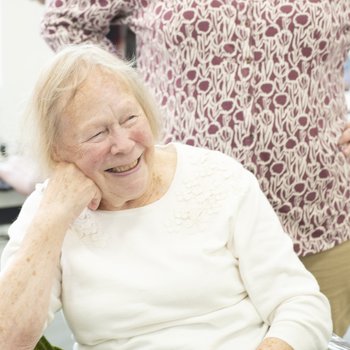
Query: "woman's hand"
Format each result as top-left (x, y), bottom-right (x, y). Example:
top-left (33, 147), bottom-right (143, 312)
top-left (256, 337), bottom-right (293, 350)
top-left (339, 122), bottom-right (350, 157)
top-left (0, 162), bottom-right (102, 349)
top-left (39, 162), bottom-right (102, 227)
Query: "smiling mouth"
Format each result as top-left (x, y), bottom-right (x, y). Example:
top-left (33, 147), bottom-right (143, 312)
top-left (105, 157), bottom-right (140, 174)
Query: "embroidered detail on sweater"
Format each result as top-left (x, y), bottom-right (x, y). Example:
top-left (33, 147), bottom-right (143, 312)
top-left (166, 150), bottom-right (243, 235)
top-left (71, 209), bottom-right (106, 247)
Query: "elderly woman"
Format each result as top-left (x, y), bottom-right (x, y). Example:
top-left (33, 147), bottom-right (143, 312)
top-left (0, 45), bottom-right (331, 350)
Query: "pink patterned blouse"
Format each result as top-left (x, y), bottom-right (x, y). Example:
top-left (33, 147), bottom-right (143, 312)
top-left (41, 0), bottom-right (350, 257)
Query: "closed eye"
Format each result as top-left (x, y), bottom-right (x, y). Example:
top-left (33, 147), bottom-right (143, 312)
top-left (87, 129), bottom-right (108, 142)
top-left (123, 115), bottom-right (139, 126)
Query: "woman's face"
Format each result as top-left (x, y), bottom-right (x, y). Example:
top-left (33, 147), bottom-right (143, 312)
top-left (55, 71), bottom-right (156, 210)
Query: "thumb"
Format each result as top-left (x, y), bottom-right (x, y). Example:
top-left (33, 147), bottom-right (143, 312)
top-left (88, 189), bottom-right (102, 211)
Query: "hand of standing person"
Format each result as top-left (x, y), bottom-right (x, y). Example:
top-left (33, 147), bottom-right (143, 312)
top-left (339, 122), bottom-right (350, 156)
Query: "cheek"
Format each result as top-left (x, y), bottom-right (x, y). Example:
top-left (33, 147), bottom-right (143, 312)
top-left (133, 122), bottom-right (155, 145)
top-left (73, 147), bottom-right (108, 175)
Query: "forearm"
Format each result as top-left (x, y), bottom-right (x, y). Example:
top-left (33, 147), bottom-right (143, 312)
top-left (0, 164), bottom-right (101, 348)
top-left (40, 0), bottom-right (118, 54)
top-left (257, 337), bottom-right (293, 350)
top-left (0, 213), bottom-right (69, 349)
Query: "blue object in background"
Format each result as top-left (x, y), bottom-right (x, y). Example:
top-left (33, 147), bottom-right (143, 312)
top-left (345, 54), bottom-right (350, 90)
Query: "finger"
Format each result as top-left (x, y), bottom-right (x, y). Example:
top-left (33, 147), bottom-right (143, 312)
top-left (88, 198), bottom-right (100, 211)
top-left (341, 144), bottom-right (350, 157)
top-left (339, 127), bottom-right (350, 145)
top-left (88, 190), bottom-right (102, 211)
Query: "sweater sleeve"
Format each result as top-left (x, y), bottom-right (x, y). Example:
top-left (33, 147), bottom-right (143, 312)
top-left (229, 171), bottom-right (332, 350)
top-left (40, 0), bottom-right (131, 54)
top-left (0, 184), bottom-right (62, 328)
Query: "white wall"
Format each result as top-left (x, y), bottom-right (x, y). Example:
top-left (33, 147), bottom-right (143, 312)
top-left (0, 0), bottom-right (53, 152)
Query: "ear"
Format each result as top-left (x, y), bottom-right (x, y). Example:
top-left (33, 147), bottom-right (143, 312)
top-left (51, 144), bottom-right (62, 162)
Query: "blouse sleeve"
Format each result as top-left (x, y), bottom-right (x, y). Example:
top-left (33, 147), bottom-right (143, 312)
top-left (0, 184), bottom-right (62, 328)
top-left (40, 0), bottom-right (131, 54)
top-left (229, 171), bottom-right (332, 350)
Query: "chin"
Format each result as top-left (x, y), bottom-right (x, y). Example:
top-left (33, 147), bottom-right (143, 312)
top-left (104, 178), bottom-right (150, 207)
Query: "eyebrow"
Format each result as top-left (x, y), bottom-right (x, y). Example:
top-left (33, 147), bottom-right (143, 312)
top-left (82, 101), bottom-right (142, 128)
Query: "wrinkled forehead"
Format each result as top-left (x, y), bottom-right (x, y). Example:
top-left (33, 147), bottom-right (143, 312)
top-left (61, 69), bottom-right (134, 116)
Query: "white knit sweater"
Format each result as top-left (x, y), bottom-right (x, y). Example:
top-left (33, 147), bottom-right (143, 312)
top-left (1, 143), bottom-right (332, 349)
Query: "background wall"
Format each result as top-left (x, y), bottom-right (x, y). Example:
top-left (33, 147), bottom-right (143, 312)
top-left (0, 0), bottom-right (52, 152)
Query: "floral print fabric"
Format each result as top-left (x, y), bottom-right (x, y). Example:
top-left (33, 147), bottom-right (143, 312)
top-left (41, 0), bottom-right (350, 256)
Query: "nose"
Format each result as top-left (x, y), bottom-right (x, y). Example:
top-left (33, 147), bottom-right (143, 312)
top-left (110, 127), bottom-right (135, 155)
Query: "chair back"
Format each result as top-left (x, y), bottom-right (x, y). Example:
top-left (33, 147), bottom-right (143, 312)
top-left (328, 333), bottom-right (350, 350)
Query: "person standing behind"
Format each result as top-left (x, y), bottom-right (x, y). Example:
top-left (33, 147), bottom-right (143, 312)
top-left (40, 0), bottom-right (350, 336)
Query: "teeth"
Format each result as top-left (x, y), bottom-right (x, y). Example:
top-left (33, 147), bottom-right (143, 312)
top-left (107, 159), bottom-right (138, 173)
